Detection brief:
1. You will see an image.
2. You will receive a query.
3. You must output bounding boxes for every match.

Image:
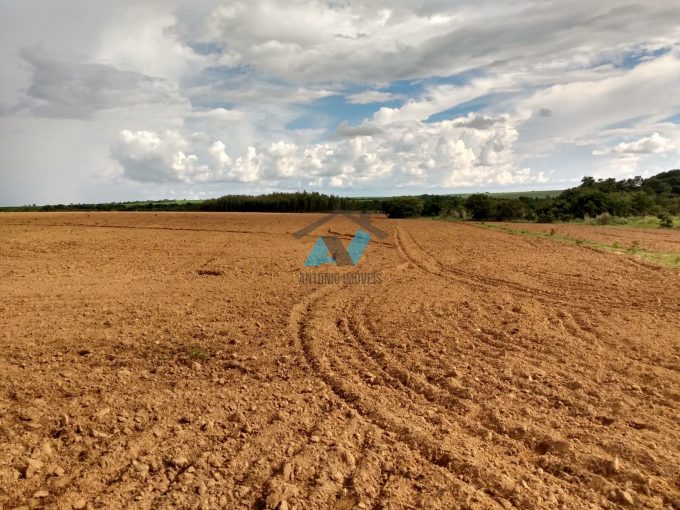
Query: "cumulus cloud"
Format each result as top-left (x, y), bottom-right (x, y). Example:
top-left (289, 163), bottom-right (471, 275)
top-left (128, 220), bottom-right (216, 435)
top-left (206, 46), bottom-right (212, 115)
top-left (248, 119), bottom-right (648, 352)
top-left (113, 130), bottom-right (260, 183)
top-left (113, 114), bottom-right (545, 189)
top-left (593, 132), bottom-right (680, 157)
top-left (2, 0), bottom-right (680, 204)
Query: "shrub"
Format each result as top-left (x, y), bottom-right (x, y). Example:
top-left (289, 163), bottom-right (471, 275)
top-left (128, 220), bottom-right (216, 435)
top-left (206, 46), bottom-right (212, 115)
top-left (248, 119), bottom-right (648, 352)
top-left (594, 212), bottom-right (613, 225)
top-left (658, 212), bottom-right (674, 228)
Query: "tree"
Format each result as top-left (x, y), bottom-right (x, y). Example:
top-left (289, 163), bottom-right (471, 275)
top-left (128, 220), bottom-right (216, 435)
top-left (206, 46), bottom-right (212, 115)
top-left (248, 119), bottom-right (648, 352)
top-left (381, 197), bottom-right (424, 218)
top-left (465, 194), bottom-right (494, 220)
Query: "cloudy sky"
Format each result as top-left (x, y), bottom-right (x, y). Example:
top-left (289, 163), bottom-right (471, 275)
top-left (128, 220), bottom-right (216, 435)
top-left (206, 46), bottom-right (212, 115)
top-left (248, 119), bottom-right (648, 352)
top-left (1, 1), bottom-right (680, 205)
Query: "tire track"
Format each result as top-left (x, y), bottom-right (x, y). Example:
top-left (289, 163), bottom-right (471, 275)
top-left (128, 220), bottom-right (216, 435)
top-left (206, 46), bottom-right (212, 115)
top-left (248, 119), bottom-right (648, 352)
top-left (288, 279), bottom-right (508, 507)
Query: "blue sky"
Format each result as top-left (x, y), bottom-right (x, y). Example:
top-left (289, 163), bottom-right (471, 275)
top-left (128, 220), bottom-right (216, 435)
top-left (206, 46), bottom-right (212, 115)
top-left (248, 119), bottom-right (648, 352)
top-left (1, 1), bottom-right (680, 205)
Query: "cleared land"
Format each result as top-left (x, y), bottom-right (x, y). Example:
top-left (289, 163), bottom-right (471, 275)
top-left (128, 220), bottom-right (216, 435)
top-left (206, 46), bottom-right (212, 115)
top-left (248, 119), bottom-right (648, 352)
top-left (1, 212), bottom-right (679, 510)
top-left (492, 222), bottom-right (680, 253)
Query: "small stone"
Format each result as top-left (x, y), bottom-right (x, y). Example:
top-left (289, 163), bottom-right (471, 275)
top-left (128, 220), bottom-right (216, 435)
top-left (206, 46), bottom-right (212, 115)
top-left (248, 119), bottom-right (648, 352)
top-left (33, 490), bottom-right (49, 498)
top-left (537, 438), bottom-right (572, 456)
top-left (19, 458), bottom-right (44, 478)
top-left (310, 435), bottom-right (321, 443)
top-left (499, 474), bottom-right (515, 493)
top-left (566, 380), bottom-right (583, 390)
top-left (170, 456), bottom-right (189, 469)
top-left (609, 456), bottom-right (620, 474)
top-left (282, 463), bottom-right (294, 481)
top-left (340, 448), bottom-right (356, 467)
top-left (619, 490), bottom-right (634, 505)
top-left (229, 411), bottom-right (246, 423)
top-left (132, 461), bottom-right (149, 476)
top-left (72, 499), bottom-right (87, 510)
top-left (331, 470), bottom-right (343, 482)
top-left (95, 408), bottom-right (111, 419)
top-left (41, 442), bottom-right (54, 457)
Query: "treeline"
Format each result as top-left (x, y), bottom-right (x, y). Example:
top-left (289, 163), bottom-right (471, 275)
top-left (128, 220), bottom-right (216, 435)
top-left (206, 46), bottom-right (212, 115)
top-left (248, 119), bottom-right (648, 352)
top-left (380, 170), bottom-right (680, 226)
top-left (4, 200), bottom-right (202, 212)
top-left (200, 191), bottom-right (365, 212)
top-left (4, 170), bottom-right (678, 226)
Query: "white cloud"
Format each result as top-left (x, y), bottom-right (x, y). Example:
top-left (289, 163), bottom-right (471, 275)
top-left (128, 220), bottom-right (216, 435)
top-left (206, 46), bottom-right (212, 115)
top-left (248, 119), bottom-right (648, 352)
top-left (113, 129), bottom-right (260, 183)
top-left (199, 1), bottom-right (680, 84)
top-left (593, 132), bottom-right (679, 156)
top-left (113, 113), bottom-right (545, 189)
top-left (2, 0), bottom-right (680, 203)
top-left (93, 10), bottom-right (204, 81)
top-left (346, 90), bottom-right (405, 104)
top-left (517, 51), bottom-right (680, 144)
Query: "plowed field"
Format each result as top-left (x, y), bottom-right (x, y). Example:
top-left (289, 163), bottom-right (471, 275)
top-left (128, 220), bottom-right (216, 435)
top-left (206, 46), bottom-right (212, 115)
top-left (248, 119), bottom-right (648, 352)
top-left (1, 213), bottom-right (679, 510)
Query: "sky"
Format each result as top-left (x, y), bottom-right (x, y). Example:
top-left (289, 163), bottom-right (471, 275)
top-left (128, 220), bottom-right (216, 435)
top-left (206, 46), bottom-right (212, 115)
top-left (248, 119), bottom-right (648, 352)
top-left (1, 1), bottom-right (680, 205)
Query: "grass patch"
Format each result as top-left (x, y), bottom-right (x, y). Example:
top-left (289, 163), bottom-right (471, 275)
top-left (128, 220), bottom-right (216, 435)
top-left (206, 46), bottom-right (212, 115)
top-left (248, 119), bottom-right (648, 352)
top-left (474, 222), bottom-right (680, 269)
top-left (572, 215), bottom-right (680, 229)
top-left (186, 346), bottom-right (211, 362)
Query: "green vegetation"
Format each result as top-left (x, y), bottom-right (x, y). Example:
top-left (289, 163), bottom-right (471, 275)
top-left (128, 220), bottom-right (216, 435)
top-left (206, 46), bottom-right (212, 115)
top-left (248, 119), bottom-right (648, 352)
top-left (658, 211), bottom-right (674, 228)
top-left (476, 222), bottom-right (680, 269)
top-left (452, 170), bottom-right (680, 224)
top-left (0, 199), bottom-right (203, 212)
top-left (380, 197), bottom-right (424, 218)
top-left (3, 170), bottom-right (679, 228)
top-left (186, 346), bottom-right (211, 362)
top-left (200, 191), bottom-right (363, 213)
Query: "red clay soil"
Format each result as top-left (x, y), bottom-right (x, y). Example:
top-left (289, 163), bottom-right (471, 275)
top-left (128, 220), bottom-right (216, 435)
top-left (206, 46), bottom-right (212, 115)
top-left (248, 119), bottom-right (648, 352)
top-left (0, 213), bottom-right (678, 510)
top-left (492, 222), bottom-right (680, 253)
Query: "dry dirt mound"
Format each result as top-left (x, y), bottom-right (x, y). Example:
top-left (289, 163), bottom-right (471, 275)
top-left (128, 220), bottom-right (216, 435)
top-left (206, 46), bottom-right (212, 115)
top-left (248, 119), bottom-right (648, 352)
top-left (0, 213), bottom-right (678, 509)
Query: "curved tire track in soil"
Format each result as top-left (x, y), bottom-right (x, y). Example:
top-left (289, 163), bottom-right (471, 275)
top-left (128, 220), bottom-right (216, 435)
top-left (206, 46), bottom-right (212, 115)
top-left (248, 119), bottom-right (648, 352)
top-left (288, 278), bottom-right (510, 508)
top-left (391, 221), bottom-right (680, 508)
top-left (396, 222), bottom-right (644, 312)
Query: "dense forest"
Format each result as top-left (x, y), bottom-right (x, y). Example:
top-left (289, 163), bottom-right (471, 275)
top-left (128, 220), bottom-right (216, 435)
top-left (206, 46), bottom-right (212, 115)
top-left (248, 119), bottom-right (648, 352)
top-left (2, 170), bottom-right (679, 227)
top-left (380, 170), bottom-right (680, 226)
top-left (200, 192), bottom-right (363, 213)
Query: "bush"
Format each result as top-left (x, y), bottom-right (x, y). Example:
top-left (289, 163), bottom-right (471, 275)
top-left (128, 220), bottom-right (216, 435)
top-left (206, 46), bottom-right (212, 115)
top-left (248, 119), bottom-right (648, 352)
top-left (594, 212), bottom-right (613, 225)
top-left (658, 212), bottom-right (674, 228)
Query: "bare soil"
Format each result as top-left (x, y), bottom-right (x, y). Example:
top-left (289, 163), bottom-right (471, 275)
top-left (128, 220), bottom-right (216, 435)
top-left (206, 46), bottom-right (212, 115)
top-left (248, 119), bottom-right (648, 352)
top-left (492, 222), bottom-right (680, 253)
top-left (1, 213), bottom-right (678, 510)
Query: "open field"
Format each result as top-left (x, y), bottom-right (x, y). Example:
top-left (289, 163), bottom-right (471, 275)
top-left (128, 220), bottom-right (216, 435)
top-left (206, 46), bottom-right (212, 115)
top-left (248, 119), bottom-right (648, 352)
top-left (487, 222), bottom-right (680, 267)
top-left (1, 212), bottom-right (679, 510)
